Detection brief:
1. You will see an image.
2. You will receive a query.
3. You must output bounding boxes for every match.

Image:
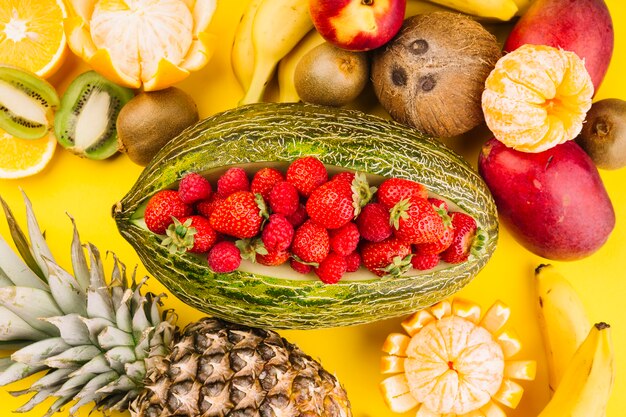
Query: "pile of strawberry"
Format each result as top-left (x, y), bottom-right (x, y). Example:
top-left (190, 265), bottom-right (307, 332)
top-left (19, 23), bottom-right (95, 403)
top-left (143, 156), bottom-right (479, 284)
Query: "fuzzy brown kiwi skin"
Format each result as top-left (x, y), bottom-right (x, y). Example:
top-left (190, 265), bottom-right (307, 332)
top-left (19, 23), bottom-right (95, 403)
top-left (576, 98), bottom-right (626, 170)
top-left (371, 12), bottom-right (501, 138)
top-left (294, 42), bottom-right (369, 107)
top-left (117, 87), bottom-right (199, 166)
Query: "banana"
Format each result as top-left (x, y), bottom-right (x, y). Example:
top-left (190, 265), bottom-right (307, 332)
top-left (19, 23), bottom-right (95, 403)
top-left (534, 264), bottom-right (591, 395)
top-left (405, 0), bottom-right (449, 18)
top-left (276, 30), bottom-right (325, 103)
top-left (240, 0), bottom-right (314, 105)
top-left (513, 0), bottom-right (533, 15)
top-left (231, 0), bottom-right (264, 90)
top-left (537, 322), bottom-right (614, 417)
top-left (423, 0), bottom-right (519, 21)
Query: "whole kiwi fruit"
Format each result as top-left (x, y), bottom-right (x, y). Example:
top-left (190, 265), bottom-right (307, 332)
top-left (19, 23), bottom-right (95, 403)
top-left (371, 12), bottom-right (501, 137)
top-left (576, 98), bottom-right (626, 170)
top-left (294, 42), bottom-right (369, 107)
top-left (117, 87), bottom-right (198, 166)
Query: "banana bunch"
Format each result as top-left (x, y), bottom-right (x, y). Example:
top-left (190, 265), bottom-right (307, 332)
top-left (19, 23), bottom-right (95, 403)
top-left (419, 0), bottom-right (519, 20)
top-left (534, 264), bottom-right (614, 416)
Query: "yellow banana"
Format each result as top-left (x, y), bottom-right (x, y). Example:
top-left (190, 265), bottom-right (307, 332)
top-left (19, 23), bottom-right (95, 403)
top-left (405, 0), bottom-right (449, 18)
top-left (276, 30), bottom-right (325, 103)
top-left (534, 264), bottom-right (591, 395)
top-left (423, 0), bottom-right (518, 20)
top-left (240, 0), bottom-right (314, 105)
top-left (537, 322), bottom-right (614, 417)
top-left (513, 0), bottom-right (533, 15)
top-left (231, 0), bottom-right (264, 90)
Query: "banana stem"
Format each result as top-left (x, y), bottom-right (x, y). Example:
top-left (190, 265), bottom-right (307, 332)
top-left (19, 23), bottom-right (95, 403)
top-left (239, 58), bottom-right (275, 105)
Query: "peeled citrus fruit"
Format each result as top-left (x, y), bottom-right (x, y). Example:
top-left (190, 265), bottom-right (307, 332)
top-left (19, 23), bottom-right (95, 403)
top-left (482, 44), bottom-right (594, 153)
top-left (0, 128), bottom-right (56, 178)
top-left (380, 298), bottom-right (536, 416)
top-left (65, 0), bottom-right (217, 91)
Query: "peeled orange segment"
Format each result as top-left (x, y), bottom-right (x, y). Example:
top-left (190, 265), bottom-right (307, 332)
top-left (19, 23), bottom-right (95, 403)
top-left (480, 401), bottom-right (507, 417)
top-left (402, 309), bottom-right (436, 336)
top-left (380, 374), bottom-right (419, 413)
top-left (382, 333), bottom-right (411, 356)
top-left (0, 0), bottom-right (67, 78)
top-left (381, 355), bottom-right (406, 374)
top-left (0, 129), bottom-right (56, 179)
top-left (495, 329), bottom-right (522, 358)
top-left (492, 379), bottom-right (524, 409)
top-left (479, 300), bottom-right (510, 334)
top-left (430, 299), bottom-right (451, 319)
top-left (452, 298), bottom-right (482, 324)
top-left (504, 360), bottom-right (536, 380)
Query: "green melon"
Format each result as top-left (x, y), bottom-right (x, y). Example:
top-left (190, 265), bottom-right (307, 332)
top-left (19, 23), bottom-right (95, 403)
top-left (113, 103), bottom-right (498, 329)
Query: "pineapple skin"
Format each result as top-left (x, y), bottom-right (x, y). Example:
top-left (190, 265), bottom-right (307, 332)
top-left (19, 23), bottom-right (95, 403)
top-left (132, 317), bottom-right (352, 417)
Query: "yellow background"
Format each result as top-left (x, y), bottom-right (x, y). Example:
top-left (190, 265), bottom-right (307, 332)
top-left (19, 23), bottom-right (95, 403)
top-left (0, 1), bottom-right (624, 416)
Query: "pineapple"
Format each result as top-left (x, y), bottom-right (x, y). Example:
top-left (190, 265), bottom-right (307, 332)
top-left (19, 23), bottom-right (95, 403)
top-left (0, 194), bottom-right (351, 417)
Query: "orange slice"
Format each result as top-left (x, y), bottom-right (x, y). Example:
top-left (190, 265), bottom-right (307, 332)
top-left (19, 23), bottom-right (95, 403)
top-left (0, 0), bottom-right (67, 78)
top-left (0, 128), bottom-right (56, 178)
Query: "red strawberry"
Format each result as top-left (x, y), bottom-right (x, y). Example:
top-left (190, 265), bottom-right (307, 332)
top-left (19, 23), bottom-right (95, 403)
top-left (178, 173), bottom-right (212, 204)
top-left (251, 167), bottom-right (284, 201)
top-left (144, 190), bottom-right (193, 234)
top-left (217, 167), bottom-right (250, 198)
top-left (257, 248), bottom-right (290, 266)
top-left (441, 212), bottom-right (478, 264)
top-left (390, 197), bottom-right (445, 244)
top-left (345, 251), bottom-right (361, 272)
top-left (428, 198), bottom-right (448, 212)
top-left (207, 241), bottom-right (241, 273)
top-left (411, 252), bottom-right (440, 270)
top-left (196, 195), bottom-right (223, 219)
top-left (329, 222), bottom-right (360, 256)
top-left (331, 171), bottom-right (355, 184)
top-left (356, 202), bottom-right (392, 242)
top-left (290, 259), bottom-right (313, 275)
top-left (314, 252), bottom-right (347, 284)
top-left (162, 215), bottom-right (217, 254)
top-left (378, 178), bottom-right (428, 210)
top-left (292, 220), bottom-right (330, 264)
top-left (361, 239), bottom-right (412, 277)
top-left (286, 156), bottom-right (328, 197)
top-left (285, 203), bottom-right (308, 228)
top-left (269, 181), bottom-right (299, 216)
top-left (416, 224), bottom-right (454, 255)
top-left (262, 214), bottom-right (294, 252)
top-left (209, 191), bottom-right (265, 239)
top-left (306, 180), bottom-right (354, 229)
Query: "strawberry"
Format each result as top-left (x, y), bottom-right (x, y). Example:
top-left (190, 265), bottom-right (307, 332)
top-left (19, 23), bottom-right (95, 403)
top-left (256, 248), bottom-right (290, 266)
top-left (440, 212), bottom-right (478, 264)
top-left (144, 190), bottom-right (193, 234)
top-left (286, 156), bottom-right (328, 197)
top-left (356, 202), bottom-right (392, 242)
top-left (196, 195), bottom-right (223, 220)
top-left (217, 167), bottom-right (250, 198)
top-left (361, 238), bottom-right (412, 277)
top-left (306, 180), bottom-right (354, 229)
top-left (416, 224), bottom-right (454, 255)
top-left (269, 181), bottom-right (299, 216)
top-left (251, 167), bottom-right (284, 201)
top-left (428, 198), bottom-right (448, 213)
top-left (292, 219), bottom-right (330, 264)
top-left (285, 203), bottom-right (308, 228)
top-left (377, 178), bottom-right (428, 210)
top-left (329, 222), bottom-right (360, 256)
top-left (314, 252), bottom-right (347, 284)
top-left (178, 172), bottom-right (212, 204)
top-left (345, 251), bottom-right (361, 272)
top-left (161, 215), bottom-right (217, 254)
top-left (209, 191), bottom-right (266, 239)
top-left (390, 197), bottom-right (445, 244)
top-left (207, 241), bottom-right (241, 273)
top-left (290, 259), bottom-right (313, 275)
top-left (331, 171), bottom-right (355, 184)
top-left (411, 252), bottom-right (440, 270)
top-left (261, 214), bottom-right (294, 252)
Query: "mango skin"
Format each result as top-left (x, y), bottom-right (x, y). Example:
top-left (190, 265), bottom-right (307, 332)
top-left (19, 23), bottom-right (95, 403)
top-left (504, 0), bottom-right (613, 93)
top-left (478, 138), bottom-right (615, 261)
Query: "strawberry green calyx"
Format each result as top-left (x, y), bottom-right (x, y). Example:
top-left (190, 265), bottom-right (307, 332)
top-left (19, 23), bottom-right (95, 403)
top-left (235, 238), bottom-right (268, 262)
top-left (351, 172), bottom-right (377, 217)
top-left (161, 217), bottom-right (197, 254)
top-left (379, 254), bottom-right (413, 278)
top-left (389, 198), bottom-right (412, 230)
top-left (291, 254), bottom-right (320, 268)
top-left (470, 228), bottom-right (488, 258)
top-left (255, 193), bottom-right (269, 220)
top-left (433, 204), bottom-right (452, 228)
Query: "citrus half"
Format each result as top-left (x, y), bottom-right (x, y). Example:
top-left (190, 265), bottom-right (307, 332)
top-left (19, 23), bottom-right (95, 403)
top-left (0, 128), bottom-right (56, 179)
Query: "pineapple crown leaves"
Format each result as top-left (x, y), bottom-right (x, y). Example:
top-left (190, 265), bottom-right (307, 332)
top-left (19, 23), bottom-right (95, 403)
top-left (161, 217), bottom-right (197, 254)
top-left (0, 193), bottom-right (176, 417)
top-left (351, 172), bottom-right (377, 218)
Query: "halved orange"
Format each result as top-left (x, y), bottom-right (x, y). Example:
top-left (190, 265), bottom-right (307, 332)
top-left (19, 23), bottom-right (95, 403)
top-left (0, 128), bottom-right (56, 178)
top-left (0, 0), bottom-right (67, 78)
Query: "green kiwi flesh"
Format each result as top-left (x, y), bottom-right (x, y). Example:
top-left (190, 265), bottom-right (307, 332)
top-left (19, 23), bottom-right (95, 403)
top-left (0, 66), bottom-right (59, 140)
top-left (55, 71), bottom-right (134, 160)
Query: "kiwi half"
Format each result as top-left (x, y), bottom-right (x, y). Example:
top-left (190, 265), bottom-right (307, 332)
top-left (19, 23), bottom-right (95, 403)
top-left (55, 71), bottom-right (134, 160)
top-left (0, 66), bottom-right (59, 140)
